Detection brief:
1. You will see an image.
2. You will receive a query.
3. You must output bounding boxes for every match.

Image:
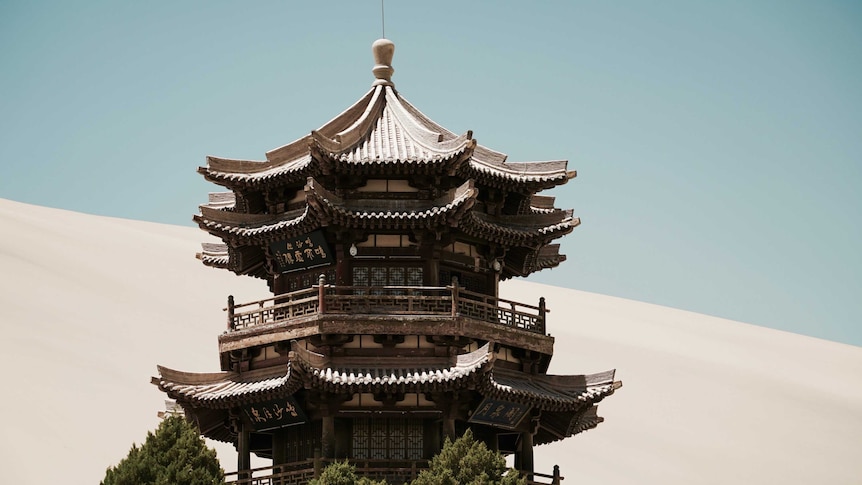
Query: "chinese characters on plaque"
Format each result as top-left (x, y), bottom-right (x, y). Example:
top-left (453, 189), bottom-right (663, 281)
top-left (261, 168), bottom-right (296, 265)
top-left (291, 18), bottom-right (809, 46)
top-left (242, 397), bottom-right (307, 431)
top-left (269, 231), bottom-right (333, 273)
top-left (468, 398), bottom-right (531, 430)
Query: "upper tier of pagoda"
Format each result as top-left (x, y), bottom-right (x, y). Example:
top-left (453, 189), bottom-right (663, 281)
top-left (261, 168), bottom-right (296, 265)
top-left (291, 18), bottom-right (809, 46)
top-left (199, 40), bottom-right (574, 192)
top-left (195, 39), bottom-right (579, 284)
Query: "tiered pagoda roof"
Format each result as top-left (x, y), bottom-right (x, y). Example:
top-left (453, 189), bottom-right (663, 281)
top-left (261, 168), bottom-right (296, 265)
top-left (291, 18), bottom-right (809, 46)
top-left (159, 39), bottom-right (620, 481)
top-left (199, 86), bottom-right (572, 190)
top-left (154, 343), bottom-right (617, 446)
top-left (195, 40), bottom-right (579, 283)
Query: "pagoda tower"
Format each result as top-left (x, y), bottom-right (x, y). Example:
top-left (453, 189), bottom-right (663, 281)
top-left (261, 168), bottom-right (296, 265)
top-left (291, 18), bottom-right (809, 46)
top-left (154, 39), bottom-right (620, 484)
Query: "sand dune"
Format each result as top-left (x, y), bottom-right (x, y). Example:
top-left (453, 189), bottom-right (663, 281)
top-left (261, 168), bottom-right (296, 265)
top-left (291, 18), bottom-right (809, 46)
top-left (1, 198), bottom-right (860, 484)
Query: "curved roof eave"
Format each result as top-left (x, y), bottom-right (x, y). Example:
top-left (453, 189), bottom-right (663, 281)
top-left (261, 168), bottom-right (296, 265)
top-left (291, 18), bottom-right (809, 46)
top-left (466, 158), bottom-right (573, 186)
top-left (291, 342), bottom-right (494, 392)
top-left (153, 365), bottom-right (298, 409)
top-left (195, 206), bottom-right (313, 240)
top-left (201, 153), bottom-right (314, 185)
top-left (308, 178), bottom-right (478, 225)
top-left (463, 212), bottom-right (579, 246)
top-left (485, 369), bottom-right (619, 411)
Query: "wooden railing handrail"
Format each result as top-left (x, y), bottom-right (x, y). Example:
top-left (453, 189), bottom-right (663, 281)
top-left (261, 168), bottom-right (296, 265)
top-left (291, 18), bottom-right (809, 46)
top-left (224, 460), bottom-right (561, 485)
top-left (225, 287), bottom-right (319, 312)
top-left (325, 284), bottom-right (450, 292)
top-left (223, 459), bottom-right (316, 479)
top-left (458, 287), bottom-right (543, 312)
top-left (223, 284), bottom-right (549, 335)
top-left (224, 459), bottom-right (429, 485)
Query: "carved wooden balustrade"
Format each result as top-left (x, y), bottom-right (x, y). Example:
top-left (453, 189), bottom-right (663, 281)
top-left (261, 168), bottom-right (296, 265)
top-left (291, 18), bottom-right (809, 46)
top-left (223, 460), bottom-right (562, 485)
top-left (224, 461), bottom-right (316, 485)
top-left (226, 284), bottom-right (547, 335)
top-left (527, 465), bottom-right (564, 485)
top-left (223, 459), bottom-right (428, 485)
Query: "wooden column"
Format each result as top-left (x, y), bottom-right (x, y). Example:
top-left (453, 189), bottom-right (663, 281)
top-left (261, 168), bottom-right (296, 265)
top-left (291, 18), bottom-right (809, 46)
top-left (227, 295), bottom-right (235, 331)
top-left (313, 448), bottom-right (323, 478)
top-left (520, 430), bottom-right (534, 480)
top-left (335, 243), bottom-right (345, 285)
top-left (441, 393), bottom-right (458, 442)
top-left (443, 416), bottom-right (456, 442)
top-left (425, 419), bottom-right (440, 458)
top-left (237, 419), bottom-right (251, 480)
top-left (432, 391), bottom-right (459, 442)
top-left (318, 273), bottom-right (327, 314)
top-left (272, 428), bottom-right (288, 471)
top-left (321, 414), bottom-right (335, 459)
top-left (427, 245), bottom-right (439, 286)
top-left (538, 297), bottom-right (547, 335)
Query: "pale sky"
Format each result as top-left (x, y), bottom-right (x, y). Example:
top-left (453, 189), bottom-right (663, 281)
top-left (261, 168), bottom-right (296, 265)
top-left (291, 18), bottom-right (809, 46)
top-left (2, 1), bottom-right (860, 346)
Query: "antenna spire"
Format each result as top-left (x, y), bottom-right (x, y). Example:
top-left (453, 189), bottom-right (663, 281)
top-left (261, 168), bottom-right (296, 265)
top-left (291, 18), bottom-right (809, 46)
top-left (381, 0), bottom-right (385, 38)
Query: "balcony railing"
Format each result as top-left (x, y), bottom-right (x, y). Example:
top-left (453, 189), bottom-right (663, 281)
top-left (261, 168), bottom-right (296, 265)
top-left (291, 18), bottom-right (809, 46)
top-left (223, 459), bottom-right (427, 485)
top-left (226, 282), bottom-right (547, 335)
top-left (528, 465), bottom-right (564, 485)
top-left (223, 460), bottom-right (562, 485)
top-left (224, 461), bottom-right (315, 485)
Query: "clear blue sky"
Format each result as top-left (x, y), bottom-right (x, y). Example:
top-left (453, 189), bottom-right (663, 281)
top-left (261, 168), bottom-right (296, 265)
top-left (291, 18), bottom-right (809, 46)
top-left (2, 1), bottom-right (860, 346)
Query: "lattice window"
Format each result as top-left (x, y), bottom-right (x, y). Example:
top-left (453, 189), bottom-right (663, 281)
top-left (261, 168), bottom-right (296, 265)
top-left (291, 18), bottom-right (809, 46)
top-left (352, 419), bottom-right (424, 460)
top-left (390, 422), bottom-right (406, 459)
top-left (353, 419), bottom-right (370, 459)
top-left (369, 418), bottom-right (388, 459)
top-left (353, 267), bottom-right (369, 286)
top-left (371, 267), bottom-right (388, 291)
top-left (389, 267), bottom-right (405, 285)
top-left (353, 266), bottom-right (423, 289)
top-left (405, 420), bottom-right (423, 456)
top-left (407, 267), bottom-right (423, 287)
top-left (285, 268), bottom-right (336, 293)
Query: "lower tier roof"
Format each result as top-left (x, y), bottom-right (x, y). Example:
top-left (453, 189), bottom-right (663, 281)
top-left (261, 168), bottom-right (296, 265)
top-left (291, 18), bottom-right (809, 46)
top-left (153, 343), bottom-right (619, 445)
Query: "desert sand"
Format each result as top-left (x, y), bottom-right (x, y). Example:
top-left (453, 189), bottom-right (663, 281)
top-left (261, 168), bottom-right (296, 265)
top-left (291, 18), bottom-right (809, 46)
top-left (1, 197), bottom-right (860, 484)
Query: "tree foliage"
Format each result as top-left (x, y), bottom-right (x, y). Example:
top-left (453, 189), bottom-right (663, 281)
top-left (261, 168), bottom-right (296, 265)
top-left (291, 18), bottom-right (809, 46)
top-left (101, 415), bottom-right (224, 485)
top-left (309, 459), bottom-right (387, 485)
top-left (411, 429), bottom-right (525, 485)
top-left (314, 429), bottom-right (525, 485)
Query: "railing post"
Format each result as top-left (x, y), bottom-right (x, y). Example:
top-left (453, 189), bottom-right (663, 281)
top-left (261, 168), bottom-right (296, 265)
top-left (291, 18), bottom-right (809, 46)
top-left (539, 297), bottom-right (546, 334)
top-left (318, 273), bottom-right (327, 314)
top-left (227, 295), bottom-right (235, 331)
top-left (450, 276), bottom-right (459, 318)
top-left (553, 464), bottom-right (561, 485)
top-left (313, 448), bottom-right (322, 478)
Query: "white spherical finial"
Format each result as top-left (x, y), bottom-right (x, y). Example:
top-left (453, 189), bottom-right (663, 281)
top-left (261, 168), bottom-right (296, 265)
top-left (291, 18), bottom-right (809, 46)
top-left (372, 38), bottom-right (395, 86)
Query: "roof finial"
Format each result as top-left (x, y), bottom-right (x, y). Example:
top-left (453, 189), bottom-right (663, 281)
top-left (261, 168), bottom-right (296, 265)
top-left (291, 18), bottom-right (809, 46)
top-left (372, 38), bottom-right (395, 87)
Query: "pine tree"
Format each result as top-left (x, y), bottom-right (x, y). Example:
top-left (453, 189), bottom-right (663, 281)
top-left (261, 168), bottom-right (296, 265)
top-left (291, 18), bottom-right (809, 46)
top-left (309, 460), bottom-right (388, 485)
top-left (101, 415), bottom-right (224, 485)
top-left (410, 429), bottom-right (526, 485)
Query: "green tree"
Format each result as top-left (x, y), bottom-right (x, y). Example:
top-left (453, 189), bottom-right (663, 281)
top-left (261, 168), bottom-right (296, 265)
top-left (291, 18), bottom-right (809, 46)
top-left (309, 460), bottom-right (387, 485)
top-left (410, 429), bottom-right (526, 485)
top-left (101, 414), bottom-right (224, 485)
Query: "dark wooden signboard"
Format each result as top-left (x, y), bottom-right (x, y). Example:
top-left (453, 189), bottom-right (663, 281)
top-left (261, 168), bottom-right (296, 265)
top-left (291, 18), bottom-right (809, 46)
top-left (242, 397), bottom-right (307, 431)
top-left (269, 231), bottom-right (333, 273)
top-left (468, 398), bottom-right (531, 430)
